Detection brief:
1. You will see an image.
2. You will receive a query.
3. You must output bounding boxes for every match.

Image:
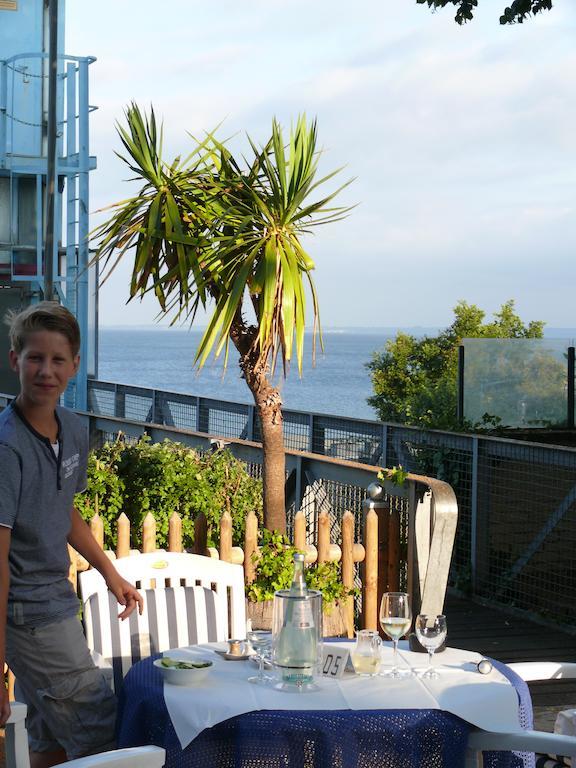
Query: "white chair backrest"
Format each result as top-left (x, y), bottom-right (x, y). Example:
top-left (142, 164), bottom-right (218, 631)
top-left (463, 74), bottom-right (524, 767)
top-left (80, 551), bottom-right (246, 637)
top-left (79, 552), bottom-right (246, 690)
top-left (507, 661), bottom-right (576, 682)
top-left (82, 552), bottom-right (245, 626)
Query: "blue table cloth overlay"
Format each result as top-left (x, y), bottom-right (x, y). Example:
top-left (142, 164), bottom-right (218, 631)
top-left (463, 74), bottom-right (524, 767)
top-left (117, 653), bottom-right (534, 768)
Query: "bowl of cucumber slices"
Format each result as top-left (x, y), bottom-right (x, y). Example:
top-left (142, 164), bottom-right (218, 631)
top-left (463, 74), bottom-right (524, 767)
top-left (154, 655), bottom-right (213, 685)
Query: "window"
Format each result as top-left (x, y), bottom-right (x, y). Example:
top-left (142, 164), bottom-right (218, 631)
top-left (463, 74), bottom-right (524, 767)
top-left (17, 177), bottom-right (37, 246)
top-left (0, 178), bottom-right (9, 242)
top-left (0, 176), bottom-right (42, 276)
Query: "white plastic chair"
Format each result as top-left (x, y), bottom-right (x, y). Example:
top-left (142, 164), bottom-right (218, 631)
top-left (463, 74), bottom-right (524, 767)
top-left (465, 661), bottom-right (576, 767)
top-left (4, 702), bottom-right (29, 768)
top-left (3, 703), bottom-right (165, 768)
top-left (508, 661), bottom-right (576, 683)
top-left (466, 728), bottom-right (576, 767)
top-left (79, 551), bottom-right (246, 689)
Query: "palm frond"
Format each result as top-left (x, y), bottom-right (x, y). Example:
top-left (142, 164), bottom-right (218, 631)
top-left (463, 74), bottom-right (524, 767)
top-left (92, 106), bottom-right (352, 374)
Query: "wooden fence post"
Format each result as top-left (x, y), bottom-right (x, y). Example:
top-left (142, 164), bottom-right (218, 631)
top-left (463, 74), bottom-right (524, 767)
top-left (220, 511), bottom-right (232, 563)
top-left (244, 510), bottom-right (258, 584)
top-left (317, 510), bottom-right (330, 564)
top-left (376, 501), bottom-right (389, 611)
top-left (293, 510), bottom-right (316, 563)
top-left (294, 510), bottom-right (306, 551)
top-left (341, 511), bottom-right (355, 638)
top-left (90, 512), bottom-right (104, 550)
top-left (142, 512), bottom-right (156, 553)
top-left (168, 512), bottom-right (182, 553)
top-left (116, 513), bottom-right (130, 559)
top-left (387, 507), bottom-right (401, 592)
top-left (194, 512), bottom-right (208, 556)
top-left (363, 507), bottom-right (378, 631)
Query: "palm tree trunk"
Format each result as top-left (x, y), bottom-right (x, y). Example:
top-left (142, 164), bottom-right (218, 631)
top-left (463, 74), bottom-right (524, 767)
top-left (252, 378), bottom-right (286, 533)
top-left (230, 319), bottom-right (286, 533)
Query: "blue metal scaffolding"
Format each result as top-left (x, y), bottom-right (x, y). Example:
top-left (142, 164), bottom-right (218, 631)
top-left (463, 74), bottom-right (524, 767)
top-left (0, 1), bottom-right (97, 408)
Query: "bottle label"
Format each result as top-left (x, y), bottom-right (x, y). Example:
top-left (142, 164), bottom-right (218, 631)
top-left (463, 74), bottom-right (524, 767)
top-left (291, 599), bottom-right (314, 629)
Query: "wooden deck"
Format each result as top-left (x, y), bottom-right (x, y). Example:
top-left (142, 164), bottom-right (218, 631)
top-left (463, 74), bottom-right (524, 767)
top-left (445, 591), bottom-right (576, 725)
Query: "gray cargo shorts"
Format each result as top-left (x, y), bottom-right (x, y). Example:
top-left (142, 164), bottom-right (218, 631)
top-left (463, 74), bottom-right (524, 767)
top-left (6, 615), bottom-right (116, 758)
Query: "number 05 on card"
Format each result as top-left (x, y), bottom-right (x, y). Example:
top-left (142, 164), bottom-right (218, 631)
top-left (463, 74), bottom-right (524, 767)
top-left (321, 646), bottom-right (350, 678)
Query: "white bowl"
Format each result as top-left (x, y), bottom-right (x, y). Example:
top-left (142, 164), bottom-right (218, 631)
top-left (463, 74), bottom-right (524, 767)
top-left (154, 656), bottom-right (213, 685)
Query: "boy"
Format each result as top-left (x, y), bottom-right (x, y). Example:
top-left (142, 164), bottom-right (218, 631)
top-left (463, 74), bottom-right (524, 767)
top-left (0, 302), bottom-right (143, 768)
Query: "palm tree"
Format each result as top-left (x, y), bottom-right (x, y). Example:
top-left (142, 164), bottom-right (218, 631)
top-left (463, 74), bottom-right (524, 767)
top-left (93, 104), bottom-right (351, 532)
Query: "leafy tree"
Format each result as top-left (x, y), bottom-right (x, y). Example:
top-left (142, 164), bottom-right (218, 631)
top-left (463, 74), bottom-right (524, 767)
top-left (366, 300), bottom-right (544, 430)
top-left (416, 0), bottom-right (552, 25)
top-left (92, 105), bottom-right (351, 533)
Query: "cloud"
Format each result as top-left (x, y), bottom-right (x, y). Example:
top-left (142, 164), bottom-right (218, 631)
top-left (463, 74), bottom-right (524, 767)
top-left (65, 0), bottom-right (576, 327)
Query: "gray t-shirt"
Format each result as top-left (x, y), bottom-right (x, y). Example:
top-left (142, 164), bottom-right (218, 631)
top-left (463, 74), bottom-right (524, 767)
top-left (0, 403), bottom-right (88, 626)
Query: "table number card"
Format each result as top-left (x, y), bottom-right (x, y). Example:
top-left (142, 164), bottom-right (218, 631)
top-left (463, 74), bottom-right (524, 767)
top-left (321, 646), bottom-right (350, 678)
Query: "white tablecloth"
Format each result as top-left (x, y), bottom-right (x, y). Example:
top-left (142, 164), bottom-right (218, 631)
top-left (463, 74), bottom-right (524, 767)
top-left (162, 642), bottom-right (521, 750)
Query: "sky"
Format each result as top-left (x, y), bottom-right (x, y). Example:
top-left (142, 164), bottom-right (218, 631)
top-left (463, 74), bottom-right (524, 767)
top-left (65, 0), bottom-right (576, 330)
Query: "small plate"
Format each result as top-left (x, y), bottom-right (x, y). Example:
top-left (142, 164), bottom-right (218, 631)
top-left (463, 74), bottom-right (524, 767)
top-left (214, 649), bottom-right (252, 661)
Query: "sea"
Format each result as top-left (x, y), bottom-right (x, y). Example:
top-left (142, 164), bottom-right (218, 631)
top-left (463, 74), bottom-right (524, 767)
top-left (97, 327), bottom-right (400, 421)
top-left (97, 325), bottom-right (576, 422)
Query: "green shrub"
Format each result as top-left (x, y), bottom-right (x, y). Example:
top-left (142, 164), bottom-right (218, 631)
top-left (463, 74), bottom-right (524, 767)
top-left (74, 440), bottom-right (125, 546)
top-left (75, 436), bottom-right (262, 550)
top-left (247, 529), bottom-right (357, 607)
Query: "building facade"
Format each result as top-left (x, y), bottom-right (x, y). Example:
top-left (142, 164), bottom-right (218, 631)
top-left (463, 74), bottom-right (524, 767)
top-left (0, 0), bottom-right (96, 406)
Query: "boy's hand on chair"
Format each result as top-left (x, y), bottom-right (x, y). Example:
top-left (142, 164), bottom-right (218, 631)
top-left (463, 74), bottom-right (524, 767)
top-left (106, 574), bottom-right (144, 620)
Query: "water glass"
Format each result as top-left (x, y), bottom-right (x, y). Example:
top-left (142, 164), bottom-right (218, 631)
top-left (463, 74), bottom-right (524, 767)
top-left (414, 614), bottom-right (447, 678)
top-left (247, 630), bottom-right (274, 685)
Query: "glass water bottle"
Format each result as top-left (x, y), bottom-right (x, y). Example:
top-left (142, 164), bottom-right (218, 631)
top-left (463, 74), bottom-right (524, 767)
top-left (272, 553), bottom-right (322, 691)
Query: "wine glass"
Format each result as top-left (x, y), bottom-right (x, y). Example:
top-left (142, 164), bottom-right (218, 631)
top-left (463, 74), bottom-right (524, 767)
top-left (379, 592), bottom-right (412, 678)
top-left (247, 630), bottom-right (274, 685)
top-left (415, 614), bottom-right (447, 679)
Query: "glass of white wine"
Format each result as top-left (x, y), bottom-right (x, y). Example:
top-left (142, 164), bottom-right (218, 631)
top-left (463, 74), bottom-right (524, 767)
top-left (414, 615), bottom-right (447, 679)
top-left (379, 592), bottom-right (412, 678)
top-left (247, 630), bottom-right (274, 685)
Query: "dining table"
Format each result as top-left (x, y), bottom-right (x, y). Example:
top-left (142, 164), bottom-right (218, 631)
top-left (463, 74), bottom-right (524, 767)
top-left (116, 641), bottom-right (534, 768)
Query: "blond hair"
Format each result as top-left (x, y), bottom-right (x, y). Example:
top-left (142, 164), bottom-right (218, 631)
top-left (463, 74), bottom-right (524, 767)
top-left (5, 301), bottom-right (81, 357)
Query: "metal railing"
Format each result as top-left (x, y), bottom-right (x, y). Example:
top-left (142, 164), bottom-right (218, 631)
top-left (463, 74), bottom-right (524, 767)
top-left (85, 379), bottom-right (576, 629)
top-left (87, 379), bottom-right (384, 459)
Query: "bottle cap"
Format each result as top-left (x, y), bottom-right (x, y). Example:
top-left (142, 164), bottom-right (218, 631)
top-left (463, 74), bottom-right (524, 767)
top-left (294, 553), bottom-right (305, 562)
